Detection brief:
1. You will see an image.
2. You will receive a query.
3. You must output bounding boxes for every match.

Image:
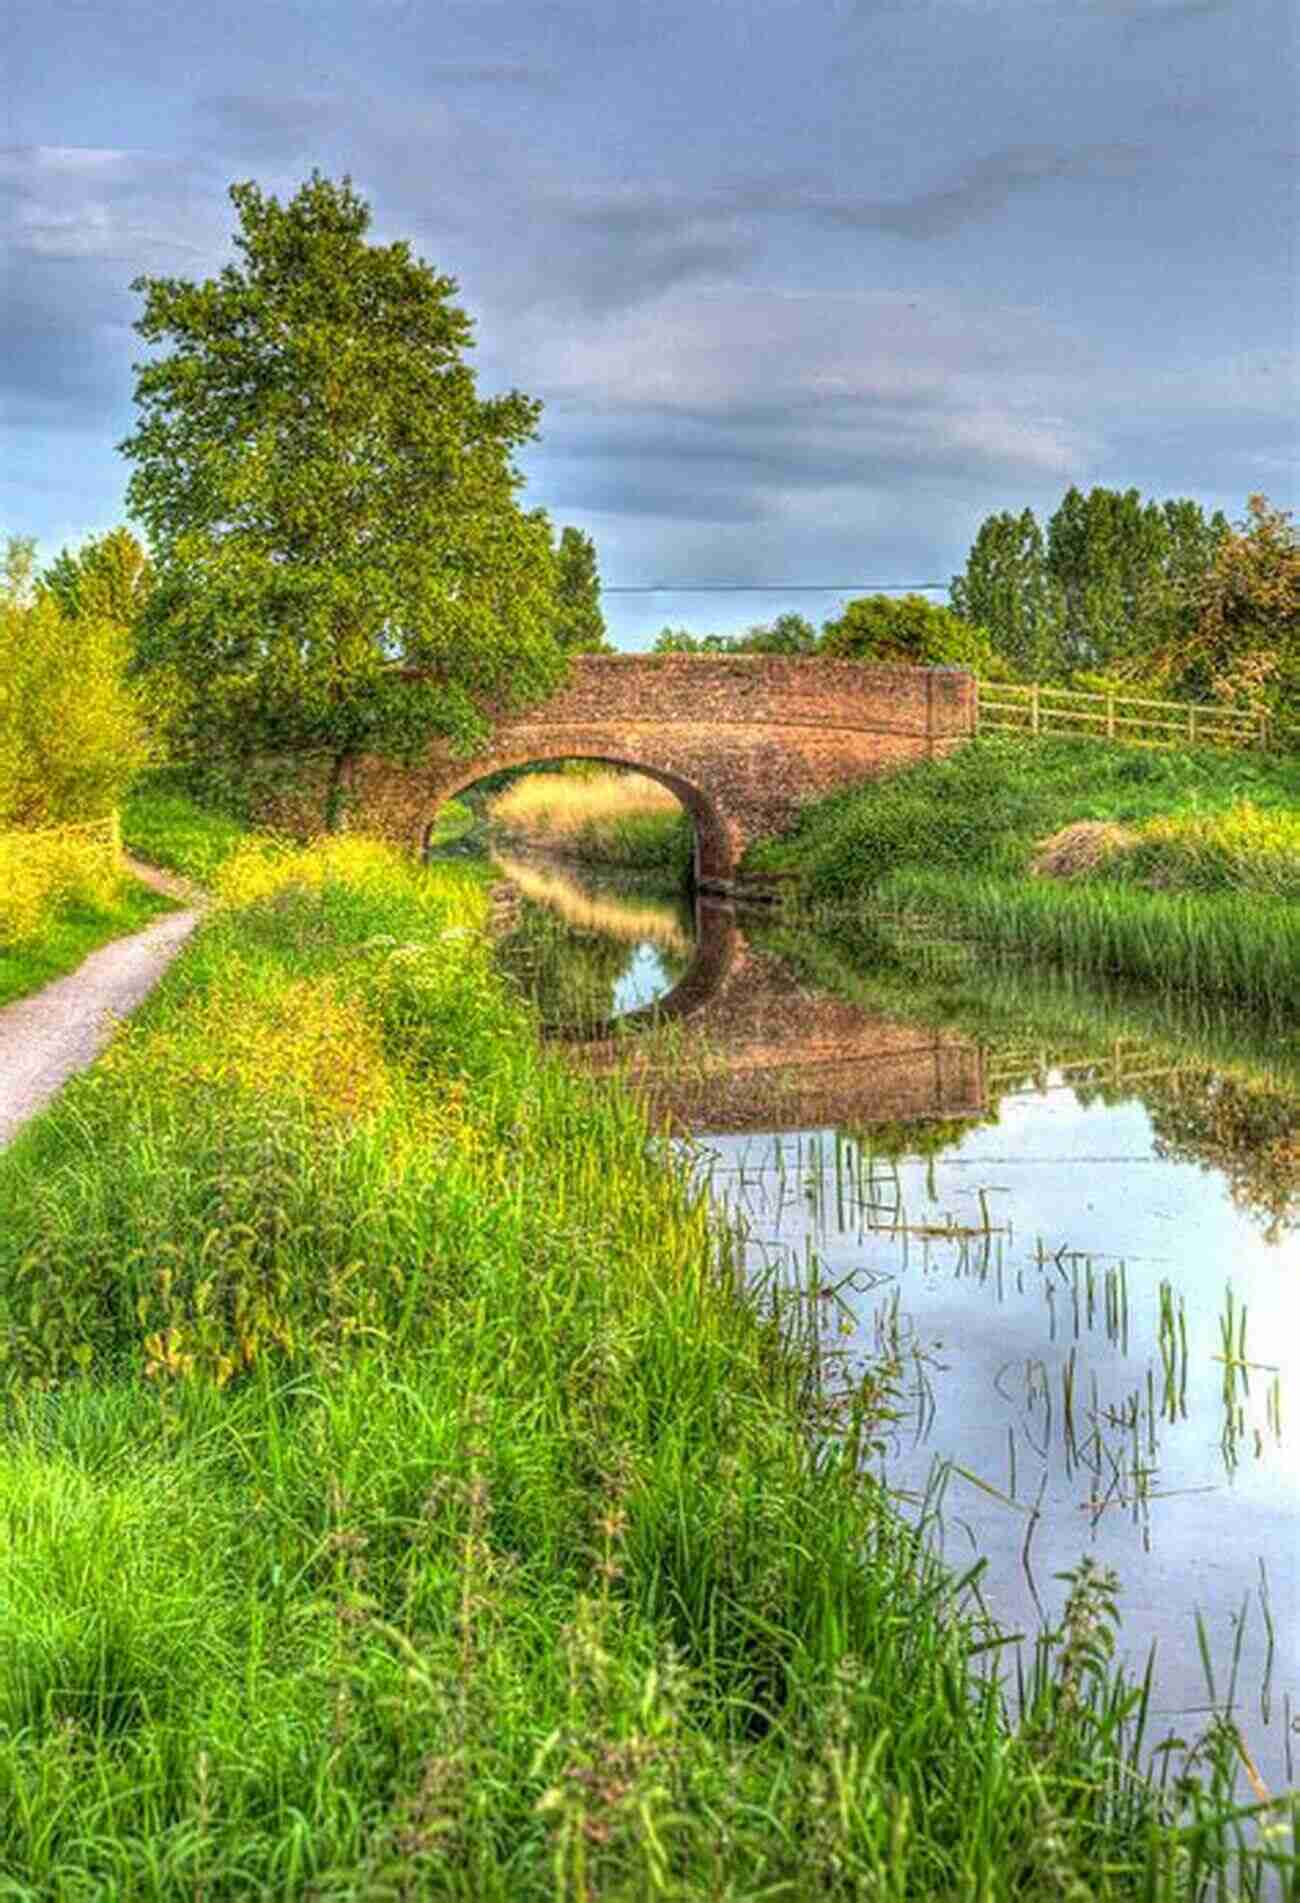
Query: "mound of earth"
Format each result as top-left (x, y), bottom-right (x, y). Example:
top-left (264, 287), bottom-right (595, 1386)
top-left (1029, 821), bottom-right (1137, 879)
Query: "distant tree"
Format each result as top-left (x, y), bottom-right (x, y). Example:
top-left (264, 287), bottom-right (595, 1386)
top-left (950, 508), bottom-right (1062, 678)
top-left (820, 593), bottom-right (997, 671)
top-left (1044, 486), bottom-right (1229, 679)
top-left (118, 171), bottom-right (565, 831)
top-left (553, 526), bottom-right (607, 653)
top-left (737, 611), bottom-right (818, 655)
top-left (653, 626), bottom-right (733, 653)
top-left (952, 490), bottom-right (1230, 683)
top-left (1149, 496), bottom-right (1299, 721)
top-left (41, 526), bottom-right (154, 626)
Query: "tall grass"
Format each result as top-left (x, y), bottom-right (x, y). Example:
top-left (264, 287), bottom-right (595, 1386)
top-left (740, 737), bottom-right (1300, 1004)
top-left (488, 769), bottom-right (694, 871)
top-left (0, 833), bottom-right (1292, 1894)
top-left (876, 867), bottom-right (1300, 1015)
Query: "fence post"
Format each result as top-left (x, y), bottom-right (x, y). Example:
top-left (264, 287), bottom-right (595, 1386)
top-left (1188, 705), bottom-right (1197, 747)
top-left (1031, 682), bottom-right (1040, 736)
top-left (1106, 691), bottom-right (1114, 740)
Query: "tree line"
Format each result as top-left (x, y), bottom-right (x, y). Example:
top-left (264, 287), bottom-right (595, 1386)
top-left (657, 489), bottom-right (1299, 730)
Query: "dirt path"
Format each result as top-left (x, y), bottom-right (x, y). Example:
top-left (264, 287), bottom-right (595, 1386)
top-left (0, 855), bottom-right (208, 1154)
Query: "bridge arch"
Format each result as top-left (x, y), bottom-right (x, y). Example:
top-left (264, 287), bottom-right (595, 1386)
top-left (422, 745), bottom-right (727, 882)
top-left (340, 656), bottom-right (976, 888)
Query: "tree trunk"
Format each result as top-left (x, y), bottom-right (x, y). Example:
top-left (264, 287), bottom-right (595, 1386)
top-left (323, 749), bottom-right (350, 835)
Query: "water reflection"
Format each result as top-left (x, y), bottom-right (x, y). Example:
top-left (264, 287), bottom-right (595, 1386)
top-left (487, 850), bottom-right (695, 1026)
top-left (485, 853), bottom-right (1300, 1801)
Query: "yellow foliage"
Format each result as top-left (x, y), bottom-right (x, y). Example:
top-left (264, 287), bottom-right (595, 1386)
top-left (0, 820), bottom-right (124, 947)
top-left (0, 588), bottom-right (150, 829)
top-left (1132, 800), bottom-right (1300, 898)
top-left (100, 957), bottom-right (392, 1128)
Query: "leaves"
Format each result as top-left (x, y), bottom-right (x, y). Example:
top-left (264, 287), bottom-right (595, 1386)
top-left (117, 171), bottom-right (569, 823)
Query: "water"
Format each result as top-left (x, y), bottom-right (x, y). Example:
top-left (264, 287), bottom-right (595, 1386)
top-left (461, 845), bottom-right (1299, 1801)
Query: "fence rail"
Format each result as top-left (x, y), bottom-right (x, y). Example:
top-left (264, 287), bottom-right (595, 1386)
top-left (974, 680), bottom-right (1294, 753)
top-left (2, 810), bottom-right (123, 855)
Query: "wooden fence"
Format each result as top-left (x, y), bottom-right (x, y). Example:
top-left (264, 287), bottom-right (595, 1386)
top-left (974, 680), bottom-right (1294, 753)
top-left (9, 809), bottom-right (123, 856)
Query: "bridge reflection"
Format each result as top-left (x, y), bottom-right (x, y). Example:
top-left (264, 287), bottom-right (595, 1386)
top-left (566, 897), bottom-right (985, 1134)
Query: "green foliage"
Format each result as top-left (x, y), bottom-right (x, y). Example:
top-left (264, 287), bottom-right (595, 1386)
top-left (951, 488), bottom-right (1230, 682)
top-left (652, 611), bottom-right (818, 656)
top-left (118, 172), bottom-right (567, 828)
top-left (1150, 495), bottom-right (1300, 721)
top-left (553, 525), bottom-right (608, 652)
top-left (820, 591), bottom-right (998, 671)
top-left (950, 507), bottom-right (1060, 677)
top-left (40, 525), bottom-right (154, 626)
top-left (738, 610), bottom-right (819, 654)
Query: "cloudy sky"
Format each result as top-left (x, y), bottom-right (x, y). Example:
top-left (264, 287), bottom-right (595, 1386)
top-left (4, 0), bottom-right (1296, 648)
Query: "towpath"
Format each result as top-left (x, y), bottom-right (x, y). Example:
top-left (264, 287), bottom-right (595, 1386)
top-left (0, 856), bottom-right (207, 1152)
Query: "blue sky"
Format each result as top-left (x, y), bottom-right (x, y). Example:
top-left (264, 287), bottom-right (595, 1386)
top-left (4, 0), bottom-right (1296, 648)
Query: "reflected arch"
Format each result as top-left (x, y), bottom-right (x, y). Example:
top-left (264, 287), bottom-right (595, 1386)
top-left (421, 746), bottom-right (724, 883)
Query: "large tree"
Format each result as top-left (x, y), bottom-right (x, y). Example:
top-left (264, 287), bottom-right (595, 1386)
top-left (118, 172), bottom-right (566, 829)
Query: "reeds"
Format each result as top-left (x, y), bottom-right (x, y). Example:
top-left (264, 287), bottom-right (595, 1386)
top-left (876, 867), bottom-right (1300, 1016)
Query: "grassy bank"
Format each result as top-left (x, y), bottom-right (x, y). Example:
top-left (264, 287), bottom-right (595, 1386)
top-left (488, 768), bottom-right (695, 872)
top-left (0, 873), bottom-right (181, 1008)
top-left (742, 737), bottom-right (1300, 1009)
top-left (0, 830), bottom-right (1289, 1895)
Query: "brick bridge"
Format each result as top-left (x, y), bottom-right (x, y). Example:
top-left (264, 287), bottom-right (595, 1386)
top-left (343, 655), bottom-right (976, 886)
top-left (572, 901), bottom-right (985, 1135)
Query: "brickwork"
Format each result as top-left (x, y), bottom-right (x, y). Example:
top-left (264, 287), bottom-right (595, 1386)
top-left (335, 656), bottom-right (975, 884)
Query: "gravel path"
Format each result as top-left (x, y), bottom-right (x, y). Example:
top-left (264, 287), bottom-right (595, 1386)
top-left (0, 855), bottom-right (208, 1154)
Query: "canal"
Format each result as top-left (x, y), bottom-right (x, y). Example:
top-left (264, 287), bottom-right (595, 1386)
top-left (466, 843), bottom-right (1299, 1804)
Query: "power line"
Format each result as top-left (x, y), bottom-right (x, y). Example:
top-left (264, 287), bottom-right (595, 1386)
top-left (601, 581), bottom-right (949, 594)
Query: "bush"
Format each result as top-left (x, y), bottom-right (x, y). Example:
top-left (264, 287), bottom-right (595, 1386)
top-left (0, 823), bottom-right (125, 947)
top-left (820, 593), bottom-right (1002, 673)
top-left (0, 562), bottom-right (150, 830)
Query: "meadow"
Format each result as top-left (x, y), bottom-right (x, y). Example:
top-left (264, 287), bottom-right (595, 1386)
top-left (0, 802), bottom-right (1291, 1896)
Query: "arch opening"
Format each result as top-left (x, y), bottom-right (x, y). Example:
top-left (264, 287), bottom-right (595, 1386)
top-left (422, 750), bottom-right (731, 885)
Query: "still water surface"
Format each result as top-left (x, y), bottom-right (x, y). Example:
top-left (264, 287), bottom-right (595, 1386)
top-left (466, 846), bottom-right (1299, 1799)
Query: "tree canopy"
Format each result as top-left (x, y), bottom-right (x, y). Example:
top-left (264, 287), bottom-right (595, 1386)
top-left (950, 486), bottom-right (1232, 685)
top-left (118, 172), bottom-right (567, 827)
top-left (553, 526), bottom-right (608, 653)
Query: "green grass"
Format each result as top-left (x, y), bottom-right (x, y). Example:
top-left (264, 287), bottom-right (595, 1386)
top-left (740, 736), bottom-right (1300, 1004)
top-left (426, 794), bottom-right (477, 847)
top-left (0, 831), bottom-right (1291, 1896)
top-left (564, 806), bottom-right (694, 870)
top-left (0, 875), bottom-right (182, 1007)
top-left (874, 867), bottom-right (1300, 1017)
top-left (743, 736), bottom-right (1300, 897)
top-left (121, 783), bottom-right (255, 884)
